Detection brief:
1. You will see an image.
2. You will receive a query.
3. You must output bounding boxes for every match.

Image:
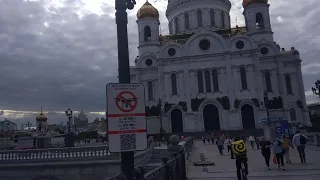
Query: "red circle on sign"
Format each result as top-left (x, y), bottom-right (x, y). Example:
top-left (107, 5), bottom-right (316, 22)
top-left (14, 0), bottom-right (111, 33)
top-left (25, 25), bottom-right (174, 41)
top-left (115, 91), bottom-right (138, 112)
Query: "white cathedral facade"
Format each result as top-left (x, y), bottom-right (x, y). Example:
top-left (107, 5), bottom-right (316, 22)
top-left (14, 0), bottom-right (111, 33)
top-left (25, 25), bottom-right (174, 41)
top-left (130, 0), bottom-right (311, 134)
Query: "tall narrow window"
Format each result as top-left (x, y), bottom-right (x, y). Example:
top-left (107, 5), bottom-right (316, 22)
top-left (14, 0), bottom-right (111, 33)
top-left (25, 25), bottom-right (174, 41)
top-left (212, 69), bottom-right (219, 92)
top-left (290, 108), bottom-right (297, 122)
top-left (171, 73), bottom-right (177, 95)
top-left (221, 11), bottom-right (225, 28)
top-left (256, 12), bottom-right (265, 29)
top-left (184, 13), bottom-right (189, 29)
top-left (144, 26), bottom-right (151, 41)
top-left (147, 81), bottom-right (153, 101)
top-left (240, 67), bottom-right (248, 90)
top-left (285, 74), bottom-right (293, 94)
top-left (197, 71), bottom-right (204, 93)
top-left (204, 70), bottom-right (211, 93)
top-left (174, 17), bottom-right (179, 34)
top-left (197, 10), bottom-right (202, 27)
top-left (265, 71), bottom-right (272, 92)
top-left (210, 10), bottom-right (215, 26)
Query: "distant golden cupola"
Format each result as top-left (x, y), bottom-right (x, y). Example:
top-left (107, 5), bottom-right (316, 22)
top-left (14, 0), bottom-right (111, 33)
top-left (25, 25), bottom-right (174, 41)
top-left (36, 107), bottom-right (47, 122)
top-left (242, 0), bottom-right (268, 8)
top-left (136, 1), bottom-right (159, 19)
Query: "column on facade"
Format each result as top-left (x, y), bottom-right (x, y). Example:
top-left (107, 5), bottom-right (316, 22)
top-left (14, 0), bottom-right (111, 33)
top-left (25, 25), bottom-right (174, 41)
top-left (189, 71), bottom-right (196, 97)
top-left (271, 70), bottom-right (278, 95)
top-left (157, 65), bottom-right (164, 100)
top-left (248, 65), bottom-right (255, 92)
top-left (232, 67), bottom-right (240, 92)
top-left (154, 80), bottom-right (159, 101)
top-left (296, 63), bottom-right (307, 109)
top-left (178, 72), bottom-right (184, 97)
top-left (164, 73), bottom-right (171, 99)
top-left (276, 58), bottom-right (288, 109)
top-left (291, 73), bottom-right (298, 96)
top-left (224, 55), bottom-right (235, 109)
top-left (253, 53), bottom-right (263, 102)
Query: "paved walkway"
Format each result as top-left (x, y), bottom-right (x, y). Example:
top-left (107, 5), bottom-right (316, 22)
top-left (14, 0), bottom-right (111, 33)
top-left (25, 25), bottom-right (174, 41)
top-left (187, 140), bottom-right (320, 180)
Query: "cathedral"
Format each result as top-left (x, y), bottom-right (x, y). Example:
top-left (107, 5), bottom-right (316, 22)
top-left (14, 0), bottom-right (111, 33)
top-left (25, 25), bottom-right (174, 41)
top-left (130, 0), bottom-right (311, 134)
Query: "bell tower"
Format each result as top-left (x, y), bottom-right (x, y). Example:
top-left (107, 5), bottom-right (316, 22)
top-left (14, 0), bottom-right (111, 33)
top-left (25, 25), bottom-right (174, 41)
top-left (136, 1), bottom-right (160, 55)
top-left (243, 0), bottom-right (273, 42)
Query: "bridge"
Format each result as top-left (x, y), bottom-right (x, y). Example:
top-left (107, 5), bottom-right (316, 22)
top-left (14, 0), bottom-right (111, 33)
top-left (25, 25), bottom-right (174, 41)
top-left (1, 134), bottom-right (319, 180)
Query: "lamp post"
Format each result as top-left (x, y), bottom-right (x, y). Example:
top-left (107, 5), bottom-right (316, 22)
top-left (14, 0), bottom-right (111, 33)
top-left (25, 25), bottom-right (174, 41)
top-left (26, 122), bottom-right (32, 130)
top-left (312, 79), bottom-right (320, 99)
top-left (115, 1), bottom-right (136, 180)
top-left (263, 91), bottom-right (275, 142)
top-left (158, 99), bottom-right (165, 144)
top-left (65, 108), bottom-right (74, 147)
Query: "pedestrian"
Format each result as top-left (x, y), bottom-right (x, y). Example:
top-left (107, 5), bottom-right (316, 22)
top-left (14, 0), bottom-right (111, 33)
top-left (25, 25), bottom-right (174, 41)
top-left (249, 134), bottom-right (255, 149)
top-left (225, 137), bottom-right (232, 153)
top-left (292, 129), bottom-right (308, 163)
top-left (273, 137), bottom-right (285, 170)
top-left (207, 135), bottom-right (211, 144)
top-left (282, 135), bottom-right (293, 163)
top-left (211, 134), bottom-right (215, 144)
top-left (202, 135), bottom-right (206, 144)
top-left (260, 137), bottom-right (272, 170)
top-left (217, 136), bottom-right (224, 155)
top-left (255, 136), bottom-right (260, 149)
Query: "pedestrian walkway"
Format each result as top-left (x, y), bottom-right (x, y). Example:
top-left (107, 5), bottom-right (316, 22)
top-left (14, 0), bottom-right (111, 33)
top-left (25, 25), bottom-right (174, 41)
top-left (187, 140), bottom-right (320, 180)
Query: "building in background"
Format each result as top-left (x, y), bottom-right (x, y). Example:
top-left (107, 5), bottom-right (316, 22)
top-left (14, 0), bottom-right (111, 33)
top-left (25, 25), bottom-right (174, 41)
top-left (0, 119), bottom-right (17, 132)
top-left (88, 118), bottom-right (107, 131)
top-left (131, 0), bottom-right (310, 134)
top-left (73, 110), bottom-right (89, 131)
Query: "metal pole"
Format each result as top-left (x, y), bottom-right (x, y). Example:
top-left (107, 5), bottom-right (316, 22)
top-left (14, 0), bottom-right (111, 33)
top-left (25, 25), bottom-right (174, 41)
top-left (264, 91), bottom-right (275, 142)
top-left (115, 0), bottom-right (136, 179)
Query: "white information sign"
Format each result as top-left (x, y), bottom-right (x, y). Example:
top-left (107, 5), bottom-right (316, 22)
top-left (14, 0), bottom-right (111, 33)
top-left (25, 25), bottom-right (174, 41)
top-left (106, 83), bottom-right (147, 152)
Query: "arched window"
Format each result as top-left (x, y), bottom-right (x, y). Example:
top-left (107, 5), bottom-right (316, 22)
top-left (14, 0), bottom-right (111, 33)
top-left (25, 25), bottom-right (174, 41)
top-left (197, 10), bottom-right (202, 27)
top-left (290, 108), bottom-right (297, 122)
top-left (204, 70), bottom-right (211, 92)
top-left (240, 67), bottom-right (248, 90)
top-left (144, 26), bottom-right (151, 41)
top-left (265, 71), bottom-right (272, 92)
top-left (184, 13), bottom-right (189, 29)
top-left (256, 13), bottom-right (265, 29)
top-left (197, 71), bottom-right (204, 93)
top-left (210, 10), bottom-right (215, 26)
top-left (212, 69), bottom-right (219, 92)
top-left (174, 17), bottom-right (179, 34)
top-left (285, 74), bottom-right (293, 94)
top-left (171, 73), bottom-right (177, 95)
top-left (221, 11), bottom-right (225, 28)
top-left (147, 81), bottom-right (153, 101)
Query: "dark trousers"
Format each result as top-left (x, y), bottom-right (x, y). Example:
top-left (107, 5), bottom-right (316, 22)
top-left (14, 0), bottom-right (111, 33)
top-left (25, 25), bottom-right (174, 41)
top-left (297, 145), bottom-right (306, 163)
top-left (218, 145), bottom-right (223, 155)
top-left (262, 152), bottom-right (271, 167)
top-left (227, 145), bottom-right (232, 153)
top-left (276, 153), bottom-right (284, 167)
top-left (236, 157), bottom-right (248, 180)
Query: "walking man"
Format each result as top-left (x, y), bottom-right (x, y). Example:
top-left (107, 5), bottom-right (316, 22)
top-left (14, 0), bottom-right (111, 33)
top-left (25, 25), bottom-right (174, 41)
top-left (292, 130), bottom-right (308, 163)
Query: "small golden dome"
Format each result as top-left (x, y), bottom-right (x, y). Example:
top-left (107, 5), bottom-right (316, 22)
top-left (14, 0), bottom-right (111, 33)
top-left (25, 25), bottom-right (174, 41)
top-left (243, 0), bottom-right (268, 8)
top-left (137, 1), bottom-right (159, 19)
top-left (36, 108), bottom-right (47, 121)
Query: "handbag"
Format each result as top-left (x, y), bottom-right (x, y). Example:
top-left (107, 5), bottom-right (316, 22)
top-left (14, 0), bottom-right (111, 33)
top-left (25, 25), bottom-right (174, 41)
top-left (273, 155), bottom-right (277, 164)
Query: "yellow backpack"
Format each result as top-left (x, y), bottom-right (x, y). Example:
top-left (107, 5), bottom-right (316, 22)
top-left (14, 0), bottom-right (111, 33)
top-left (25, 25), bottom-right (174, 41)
top-left (231, 140), bottom-right (247, 157)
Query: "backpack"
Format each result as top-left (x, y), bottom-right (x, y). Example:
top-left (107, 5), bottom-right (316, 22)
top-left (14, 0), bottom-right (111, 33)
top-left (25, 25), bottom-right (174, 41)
top-left (300, 135), bottom-right (307, 145)
top-left (283, 139), bottom-right (290, 149)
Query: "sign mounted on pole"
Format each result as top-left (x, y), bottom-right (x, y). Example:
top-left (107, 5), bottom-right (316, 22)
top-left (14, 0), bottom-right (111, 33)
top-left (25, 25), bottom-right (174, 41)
top-left (106, 83), bottom-right (147, 152)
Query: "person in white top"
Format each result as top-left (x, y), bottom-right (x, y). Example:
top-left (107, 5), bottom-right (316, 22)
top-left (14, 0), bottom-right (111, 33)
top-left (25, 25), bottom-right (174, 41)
top-left (248, 135), bottom-right (255, 149)
top-left (225, 137), bottom-right (232, 153)
top-left (292, 130), bottom-right (308, 163)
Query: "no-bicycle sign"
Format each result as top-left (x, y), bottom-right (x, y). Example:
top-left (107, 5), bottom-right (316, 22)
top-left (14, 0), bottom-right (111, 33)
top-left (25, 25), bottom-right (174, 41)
top-left (106, 83), bottom-right (147, 152)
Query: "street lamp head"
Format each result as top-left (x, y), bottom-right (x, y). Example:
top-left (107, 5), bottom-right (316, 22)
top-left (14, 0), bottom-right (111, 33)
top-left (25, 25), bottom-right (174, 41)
top-left (126, 0), bottom-right (136, 10)
top-left (315, 80), bottom-right (320, 88)
top-left (312, 87), bottom-right (316, 94)
top-left (65, 111), bottom-right (68, 115)
top-left (70, 110), bottom-right (72, 116)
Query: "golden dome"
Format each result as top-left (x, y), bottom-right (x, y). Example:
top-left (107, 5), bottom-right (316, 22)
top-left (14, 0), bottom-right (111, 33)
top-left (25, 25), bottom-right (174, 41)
top-left (136, 1), bottom-right (159, 19)
top-left (36, 108), bottom-right (47, 121)
top-left (243, 0), bottom-right (268, 8)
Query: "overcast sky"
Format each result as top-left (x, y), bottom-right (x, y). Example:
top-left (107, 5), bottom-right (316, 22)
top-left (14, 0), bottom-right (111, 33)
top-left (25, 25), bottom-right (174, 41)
top-left (0, 0), bottom-right (319, 126)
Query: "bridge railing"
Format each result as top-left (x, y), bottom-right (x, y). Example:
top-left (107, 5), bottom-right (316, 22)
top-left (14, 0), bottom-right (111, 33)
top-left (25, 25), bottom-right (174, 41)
top-left (107, 136), bottom-right (194, 180)
top-left (0, 138), bottom-right (154, 164)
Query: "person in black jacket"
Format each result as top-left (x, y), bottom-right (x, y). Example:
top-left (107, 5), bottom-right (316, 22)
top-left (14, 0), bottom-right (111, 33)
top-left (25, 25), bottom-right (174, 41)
top-left (260, 137), bottom-right (272, 170)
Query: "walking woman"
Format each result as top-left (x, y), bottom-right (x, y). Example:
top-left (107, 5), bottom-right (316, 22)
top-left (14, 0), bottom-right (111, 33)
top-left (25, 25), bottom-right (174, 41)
top-left (273, 138), bottom-right (286, 170)
top-left (260, 137), bottom-right (272, 170)
top-left (282, 135), bottom-right (293, 163)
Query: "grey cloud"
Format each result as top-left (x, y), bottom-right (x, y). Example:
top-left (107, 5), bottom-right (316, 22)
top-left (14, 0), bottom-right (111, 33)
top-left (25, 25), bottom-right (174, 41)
top-left (0, 0), bottom-right (319, 124)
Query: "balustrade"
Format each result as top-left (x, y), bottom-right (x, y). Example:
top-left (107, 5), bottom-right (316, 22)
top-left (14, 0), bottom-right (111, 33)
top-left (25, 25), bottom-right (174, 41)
top-left (0, 145), bottom-right (117, 163)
